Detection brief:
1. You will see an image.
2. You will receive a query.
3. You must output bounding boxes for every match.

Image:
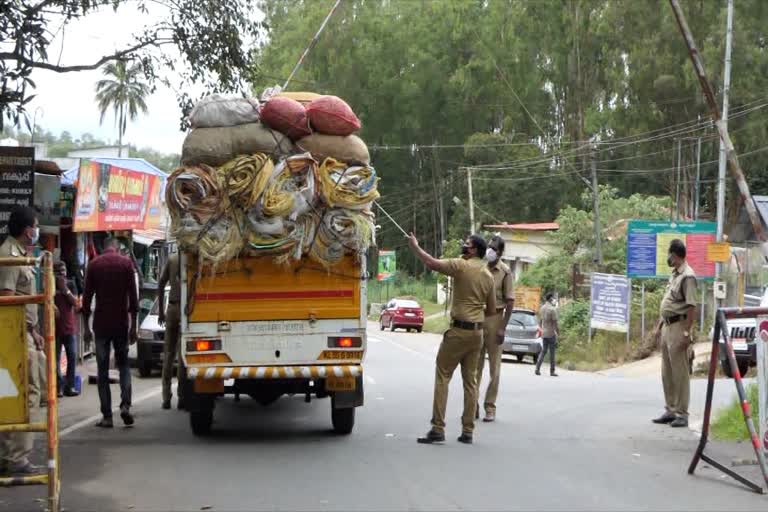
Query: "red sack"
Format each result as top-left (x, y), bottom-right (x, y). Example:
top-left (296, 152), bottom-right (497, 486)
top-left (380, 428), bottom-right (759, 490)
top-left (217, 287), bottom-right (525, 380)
top-left (260, 97), bottom-right (312, 140)
top-left (306, 96), bottom-right (361, 136)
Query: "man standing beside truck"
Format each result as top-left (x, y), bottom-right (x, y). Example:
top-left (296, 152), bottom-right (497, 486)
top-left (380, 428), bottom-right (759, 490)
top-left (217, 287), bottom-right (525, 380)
top-left (407, 233), bottom-right (495, 445)
top-left (158, 251), bottom-right (185, 410)
top-left (652, 239), bottom-right (697, 429)
top-left (476, 235), bottom-right (514, 423)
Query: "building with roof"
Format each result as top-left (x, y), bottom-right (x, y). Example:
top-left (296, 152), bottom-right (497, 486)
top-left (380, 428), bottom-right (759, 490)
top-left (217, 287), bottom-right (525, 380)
top-left (484, 222), bottom-right (560, 281)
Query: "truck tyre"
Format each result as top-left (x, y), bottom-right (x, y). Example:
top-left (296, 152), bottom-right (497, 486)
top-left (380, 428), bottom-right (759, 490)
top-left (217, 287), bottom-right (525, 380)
top-left (190, 396), bottom-right (215, 436)
top-left (331, 404), bottom-right (355, 435)
top-left (721, 358), bottom-right (750, 379)
top-left (138, 358), bottom-right (153, 378)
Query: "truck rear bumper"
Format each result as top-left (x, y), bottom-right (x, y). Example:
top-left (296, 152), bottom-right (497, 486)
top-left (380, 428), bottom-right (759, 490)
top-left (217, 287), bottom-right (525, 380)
top-left (187, 364), bottom-right (362, 380)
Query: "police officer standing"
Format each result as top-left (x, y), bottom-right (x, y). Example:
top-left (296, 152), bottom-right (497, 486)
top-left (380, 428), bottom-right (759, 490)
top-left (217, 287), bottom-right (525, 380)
top-left (652, 239), bottom-right (697, 428)
top-left (407, 233), bottom-right (495, 445)
top-left (158, 250), bottom-right (185, 410)
top-left (476, 235), bottom-right (514, 423)
top-left (0, 207), bottom-right (43, 475)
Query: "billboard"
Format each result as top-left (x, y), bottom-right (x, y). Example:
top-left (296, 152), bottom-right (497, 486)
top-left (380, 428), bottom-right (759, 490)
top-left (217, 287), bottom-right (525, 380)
top-left (514, 286), bottom-right (541, 313)
top-left (377, 250), bottom-right (396, 282)
top-left (627, 220), bottom-right (717, 279)
top-left (0, 146), bottom-right (34, 238)
top-left (590, 273), bottom-right (631, 333)
top-left (73, 159), bottom-right (164, 232)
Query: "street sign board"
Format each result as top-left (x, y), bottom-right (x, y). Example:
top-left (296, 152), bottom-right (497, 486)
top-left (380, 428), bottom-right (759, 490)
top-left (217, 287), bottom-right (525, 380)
top-left (377, 250), bottom-right (396, 282)
top-left (706, 241), bottom-right (731, 263)
top-left (627, 220), bottom-right (716, 279)
top-left (514, 286), bottom-right (541, 313)
top-left (0, 146), bottom-right (34, 239)
top-left (590, 273), bottom-right (631, 333)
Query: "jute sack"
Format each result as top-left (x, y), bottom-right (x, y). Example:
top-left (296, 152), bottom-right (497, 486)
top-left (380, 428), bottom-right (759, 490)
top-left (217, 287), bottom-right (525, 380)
top-left (296, 133), bottom-right (370, 165)
top-left (276, 91), bottom-right (323, 105)
top-left (181, 123), bottom-right (294, 166)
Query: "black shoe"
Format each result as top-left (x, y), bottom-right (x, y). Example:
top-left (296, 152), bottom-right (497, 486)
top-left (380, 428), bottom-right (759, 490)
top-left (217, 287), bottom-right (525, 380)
top-left (670, 417), bottom-right (689, 428)
top-left (95, 417), bottom-right (114, 428)
top-left (7, 462), bottom-right (42, 475)
top-left (417, 430), bottom-right (446, 444)
top-left (550, 372), bottom-right (559, 377)
top-left (652, 412), bottom-right (676, 424)
top-left (120, 406), bottom-right (135, 427)
top-left (535, 369), bottom-right (541, 376)
top-left (162, 400), bottom-right (171, 410)
top-left (63, 388), bottom-right (79, 397)
top-left (457, 433), bottom-right (473, 444)
top-left (57, 389), bottom-right (64, 398)
top-left (177, 400), bottom-right (187, 411)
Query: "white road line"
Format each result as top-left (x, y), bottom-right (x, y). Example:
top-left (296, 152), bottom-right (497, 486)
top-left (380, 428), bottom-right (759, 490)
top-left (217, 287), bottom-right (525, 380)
top-left (60, 386), bottom-right (162, 437)
top-left (365, 375), bottom-right (376, 385)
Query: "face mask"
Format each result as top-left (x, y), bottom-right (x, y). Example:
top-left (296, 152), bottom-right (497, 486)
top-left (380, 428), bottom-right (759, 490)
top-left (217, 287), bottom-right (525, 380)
top-left (667, 255), bottom-right (675, 267)
top-left (30, 227), bottom-right (39, 244)
top-left (461, 245), bottom-right (471, 256)
top-left (485, 248), bottom-right (498, 263)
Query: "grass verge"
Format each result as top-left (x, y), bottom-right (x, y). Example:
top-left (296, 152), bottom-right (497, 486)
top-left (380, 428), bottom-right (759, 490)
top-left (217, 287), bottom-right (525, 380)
top-left (712, 383), bottom-right (760, 441)
top-left (423, 316), bottom-right (449, 334)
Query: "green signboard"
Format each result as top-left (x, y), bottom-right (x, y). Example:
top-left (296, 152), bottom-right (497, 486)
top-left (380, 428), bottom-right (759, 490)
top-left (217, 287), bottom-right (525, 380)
top-left (627, 220), bottom-right (717, 279)
top-left (377, 250), bottom-right (396, 282)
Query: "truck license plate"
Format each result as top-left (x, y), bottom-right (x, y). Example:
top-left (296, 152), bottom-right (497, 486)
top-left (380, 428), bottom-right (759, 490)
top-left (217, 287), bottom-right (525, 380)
top-left (327, 376), bottom-right (356, 392)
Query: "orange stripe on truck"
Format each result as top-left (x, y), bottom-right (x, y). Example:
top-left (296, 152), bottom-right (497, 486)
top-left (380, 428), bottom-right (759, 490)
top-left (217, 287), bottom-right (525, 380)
top-left (195, 290), bottom-right (354, 301)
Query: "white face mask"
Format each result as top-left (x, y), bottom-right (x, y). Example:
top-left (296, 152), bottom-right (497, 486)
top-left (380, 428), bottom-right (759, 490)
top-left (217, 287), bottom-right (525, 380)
top-left (484, 248), bottom-right (498, 263)
top-left (30, 227), bottom-right (39, 245)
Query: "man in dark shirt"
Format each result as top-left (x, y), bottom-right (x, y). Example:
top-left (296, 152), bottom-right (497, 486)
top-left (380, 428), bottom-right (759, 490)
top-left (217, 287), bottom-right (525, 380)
top-left (54, 261), bottom-right (80, 397)
top-left (83, 237), bottom-right (139, 428)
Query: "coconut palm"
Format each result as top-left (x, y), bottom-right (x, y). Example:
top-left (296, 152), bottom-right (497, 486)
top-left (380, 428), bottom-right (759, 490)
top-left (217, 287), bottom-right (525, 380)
top-left (95, 60), bottom-right (150, 156)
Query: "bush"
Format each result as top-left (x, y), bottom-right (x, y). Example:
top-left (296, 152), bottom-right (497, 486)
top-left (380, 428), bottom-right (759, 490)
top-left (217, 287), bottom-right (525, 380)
top-left (712, 384), bottom-right (760, 441)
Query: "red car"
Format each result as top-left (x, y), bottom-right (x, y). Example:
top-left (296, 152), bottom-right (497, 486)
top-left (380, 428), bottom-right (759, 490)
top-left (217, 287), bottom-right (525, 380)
top-left (379, 299), bottom-right (424, 333)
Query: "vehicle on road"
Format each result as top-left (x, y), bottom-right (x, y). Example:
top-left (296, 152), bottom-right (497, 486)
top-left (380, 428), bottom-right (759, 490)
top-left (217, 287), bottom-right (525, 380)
top-left (502, 309), bottom-right (543, 363)
top-left (709, 287), bottom-right (765, 377)
top-left (136, 288), bottom-right (169, 377)
top-left (379, 298), bottom-right (424, 332)
top-left (180, 254), bottom-right (366, 436)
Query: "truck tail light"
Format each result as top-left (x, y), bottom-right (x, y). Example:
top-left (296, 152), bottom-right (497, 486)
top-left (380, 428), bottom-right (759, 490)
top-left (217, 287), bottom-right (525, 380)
top-left (327, 336), bottom-right (362, 348)
top-left (187, 339), bottom-right (222, 352)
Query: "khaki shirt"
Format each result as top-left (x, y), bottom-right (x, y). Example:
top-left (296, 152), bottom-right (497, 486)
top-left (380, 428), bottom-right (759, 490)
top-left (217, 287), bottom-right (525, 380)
top-left (160, 252), bottom-right (181, 304)
top-left (660, 262), bottom-right (697, 318)
top-left (488, 260), bottom-right (514, 311)
top-left (443, 257), bottom-right (495, 323)
top-left (540, 302), bottom-right (558, 338)
top-left (0, 237), bottom-right (37, 327)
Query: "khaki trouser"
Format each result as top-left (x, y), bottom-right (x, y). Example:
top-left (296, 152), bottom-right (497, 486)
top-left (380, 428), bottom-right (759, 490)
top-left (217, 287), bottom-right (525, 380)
top-left (431, 327), bottom-right (483, 434)
top-left (0, 334), bottom-right (41, 466)
top-left (162, 303), bottom-right (184, 404)
top-left (476, 312), bottom-right (504, 414)
top-left (661, 321), bottom-right (690, 418)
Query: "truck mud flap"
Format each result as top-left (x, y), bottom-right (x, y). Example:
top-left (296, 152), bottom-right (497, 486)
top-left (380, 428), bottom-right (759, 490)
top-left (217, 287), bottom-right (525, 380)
top-left (332, 376), bottom-right (364, 408)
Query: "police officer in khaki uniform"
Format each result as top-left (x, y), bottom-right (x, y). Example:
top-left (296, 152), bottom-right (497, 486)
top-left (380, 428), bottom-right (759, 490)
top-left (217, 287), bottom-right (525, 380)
top-left (0, 207), bottom-right (43, 475)
top-left (652, 239), bottom-right (697, 428)
top-left (158, 250), bottom-right (185, 410)
top-left (407, 232), bottom-right (495, 445)
top-left (475, 235), bottom-right (514, 423)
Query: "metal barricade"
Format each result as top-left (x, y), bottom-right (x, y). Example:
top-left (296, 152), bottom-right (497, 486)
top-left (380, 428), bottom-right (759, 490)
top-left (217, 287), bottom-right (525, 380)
top-left (0, 253), bottom-right (59, 511)
top-left (689, 307), bottom-right (768, 494)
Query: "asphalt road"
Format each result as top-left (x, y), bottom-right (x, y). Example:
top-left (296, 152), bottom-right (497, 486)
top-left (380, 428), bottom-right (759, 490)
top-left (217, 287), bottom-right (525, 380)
top-left (2, 323), bottom-right (766, 511)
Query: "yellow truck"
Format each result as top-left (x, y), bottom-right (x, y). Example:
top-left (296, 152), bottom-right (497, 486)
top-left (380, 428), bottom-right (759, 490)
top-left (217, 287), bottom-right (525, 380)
top-left (180, 253), bottom-right (366, 435)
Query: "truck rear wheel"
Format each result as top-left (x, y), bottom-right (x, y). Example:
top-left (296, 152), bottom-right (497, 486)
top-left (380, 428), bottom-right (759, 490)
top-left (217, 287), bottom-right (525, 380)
top-left (190, 396), bottom-right (215, 436)
top-left (331, 400), bottom-right (355, 435)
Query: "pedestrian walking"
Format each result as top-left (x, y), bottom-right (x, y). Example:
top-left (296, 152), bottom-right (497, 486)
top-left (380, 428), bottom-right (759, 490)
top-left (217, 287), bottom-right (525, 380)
top-left (0, 206), bottom-right (43, 475)
top-left (652, 239), bottom-right (697, 428)
top-left (536, 293), bottom-right (559, 377)
top-left (82, 236), bottom-right (139, 428)
top-left (54, 261), bottom-right (80, 397)
top-left (475, 235), bottom-right (514, 422)
top-left (158, 251), bottom-right (186, 410)
top-left (407, 233), bottom-right (495, 445)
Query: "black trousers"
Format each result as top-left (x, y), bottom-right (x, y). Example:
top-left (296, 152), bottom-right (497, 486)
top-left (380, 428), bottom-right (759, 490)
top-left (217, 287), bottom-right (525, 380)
top-left (536, 336), bottom-right (557, 374)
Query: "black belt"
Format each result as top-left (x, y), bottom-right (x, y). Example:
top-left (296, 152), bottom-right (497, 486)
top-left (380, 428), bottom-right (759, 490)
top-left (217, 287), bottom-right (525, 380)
top-left (451, 319), bottom-right (483, 331)
top-left (168, 300), bottom-right (180, 306)
top-left (663, 314), bottom-right (685, 325)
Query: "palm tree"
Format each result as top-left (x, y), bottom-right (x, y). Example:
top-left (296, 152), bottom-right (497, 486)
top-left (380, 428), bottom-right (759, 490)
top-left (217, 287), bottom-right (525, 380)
top-left (95, 60), bottom-right (150, 157)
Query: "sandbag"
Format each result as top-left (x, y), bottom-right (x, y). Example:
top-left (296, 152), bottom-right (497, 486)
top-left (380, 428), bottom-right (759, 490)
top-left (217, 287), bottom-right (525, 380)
top-left (307, 96), bottom-right (361, 136)
top-left (181, 123), bottom-right (293, 167)
top-left (260, 97), bottom-right (312, 140)
top-left (189, 95), bottom-right (260, 128)
top-left (276, 91), bottom-right (323, 105)
top-left (296, 133), bottom-right (370, 165)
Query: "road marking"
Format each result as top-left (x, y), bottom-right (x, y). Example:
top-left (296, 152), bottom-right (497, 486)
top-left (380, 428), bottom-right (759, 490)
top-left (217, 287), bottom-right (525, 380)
top-left (59, 386), bottom-right (162, 438)
top-left (365, 375), bottom-right (376, 385)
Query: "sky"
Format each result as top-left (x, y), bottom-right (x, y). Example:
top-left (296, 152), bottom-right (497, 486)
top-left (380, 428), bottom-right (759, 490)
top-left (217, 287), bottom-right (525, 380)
top-left (22, 4), bottom-right (201, 155)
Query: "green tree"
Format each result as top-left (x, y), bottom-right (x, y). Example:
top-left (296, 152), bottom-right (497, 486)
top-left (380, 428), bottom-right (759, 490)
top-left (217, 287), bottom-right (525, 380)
top-left (95, 61), bottom-right (150, 157)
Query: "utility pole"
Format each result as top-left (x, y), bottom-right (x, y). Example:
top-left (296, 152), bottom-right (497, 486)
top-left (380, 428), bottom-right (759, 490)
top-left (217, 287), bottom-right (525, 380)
top-left (591, 154), bottom-right (602, 265)
top-left (466, 167), bottom-right (476, 234)
top-left (694, 136), bottom-right (702, 220)
top-left (716, 0), bottom-right (734, 303)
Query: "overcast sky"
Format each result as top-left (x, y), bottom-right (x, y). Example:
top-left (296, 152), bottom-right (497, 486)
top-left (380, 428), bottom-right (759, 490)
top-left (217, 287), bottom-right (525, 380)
top-left (22, 4), bottom-right (208, 155)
